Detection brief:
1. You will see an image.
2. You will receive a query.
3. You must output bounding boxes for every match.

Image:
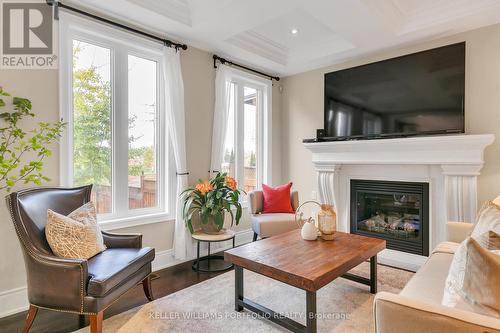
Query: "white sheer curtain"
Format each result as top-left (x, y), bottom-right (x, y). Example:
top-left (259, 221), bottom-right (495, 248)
top-left (210, 65), bottom-right (231, 176)
top-left (163, 47), bottom-right (192, 260)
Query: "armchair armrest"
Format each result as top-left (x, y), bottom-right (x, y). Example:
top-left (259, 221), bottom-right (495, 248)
top-left (446, 221), bottom-right (474, 243)
top-left (25, 251), bottom-right (89, 313)
top-left (101, 231), bottom-right (143, 248)
top-left (374, 292), bottom-right (500, 333)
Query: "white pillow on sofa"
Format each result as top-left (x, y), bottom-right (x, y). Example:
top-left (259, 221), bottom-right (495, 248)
top-left (472, 201), bottom-right (500, 238)
top-left (443, 200), bottom-right (500, 317)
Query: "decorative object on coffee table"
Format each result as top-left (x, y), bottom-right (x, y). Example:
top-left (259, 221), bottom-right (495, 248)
top-left (300, 217), bottom-right (318, 240)
top-left (192, 229), bottom-right (235, 272)
top-left (295, 201), bottom-right (337, 241)
top-left (318, 204), bottom-right (337, 240)
top-left (182, 172), bottom-right (243, 234)
top-left (225, 230), bottom-right (386, 333)
top-left (295, 200), bottom-right (319, 240)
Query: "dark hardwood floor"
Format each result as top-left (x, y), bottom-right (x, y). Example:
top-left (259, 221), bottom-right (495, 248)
top-left (0, 259), bottom-right (227, 333)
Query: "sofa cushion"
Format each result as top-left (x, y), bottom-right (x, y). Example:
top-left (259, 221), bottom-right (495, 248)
top-left (401, 251), bottom-right (476, 313)
top-left (462, 235), bottom-right (500, 317)
top-left (472, 201), bottom-right (500, 238)
top-left (432, 241), bottom-right (460, 255)
top-left (251, 213), bottom-right (298, 238)
top-left (442, 231), bottom-right (500, 317)
top-left (87, 247), bottom-right (155, 297)
top-left (262, 182), bottom-right (294, 213)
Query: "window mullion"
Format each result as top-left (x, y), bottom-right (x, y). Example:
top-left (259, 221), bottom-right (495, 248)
top-left (257, 89), bottom-right (263, 188)
top-left (235, 83), bottom-right (245, 187)
top-left (113, 47), bottom-right (129, 216)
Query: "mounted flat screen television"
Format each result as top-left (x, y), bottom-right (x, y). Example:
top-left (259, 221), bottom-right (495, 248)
top-left (321, 42), bottom-right (465, 141)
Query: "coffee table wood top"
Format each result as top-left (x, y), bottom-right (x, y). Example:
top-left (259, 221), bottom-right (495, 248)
top-left (224, 230), bottom-right (386, 292)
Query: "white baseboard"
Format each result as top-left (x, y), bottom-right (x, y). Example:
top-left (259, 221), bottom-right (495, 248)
top-left (0, 286), bottom-right (28, 318)
top-left (152, 228), bottom-right (254, 271)
top-left (0, 228), bottom-right (254, 318)
top-left (378, 249), bottom-right (426, 272)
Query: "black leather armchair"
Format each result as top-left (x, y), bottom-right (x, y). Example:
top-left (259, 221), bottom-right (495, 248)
top-left (6, 185), bottom-right (155, 333)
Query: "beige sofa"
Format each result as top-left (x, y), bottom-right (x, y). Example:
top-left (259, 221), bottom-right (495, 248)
top-left (374, 222), bottom-right (500, 333)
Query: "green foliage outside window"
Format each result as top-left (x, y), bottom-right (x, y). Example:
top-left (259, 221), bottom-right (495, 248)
top-left (72, 47), bottom-right (155, 189)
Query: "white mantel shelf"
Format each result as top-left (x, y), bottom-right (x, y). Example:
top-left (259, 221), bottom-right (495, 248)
top-left (303, 134), bottom-right (495, 271)
top-left (304, 134), bottom-right (495, 170)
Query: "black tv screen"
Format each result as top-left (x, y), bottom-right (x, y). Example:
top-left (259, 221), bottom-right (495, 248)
top-left (323, 42), bottom-right (465, 140)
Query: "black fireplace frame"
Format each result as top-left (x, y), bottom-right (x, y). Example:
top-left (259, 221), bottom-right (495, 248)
top-left (350, 179), bottom-right (429, 256)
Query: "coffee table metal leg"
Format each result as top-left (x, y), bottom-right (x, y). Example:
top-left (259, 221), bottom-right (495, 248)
top-left (370, 255), bottom-right (377, 294)
top-left (235, 265), bottom-right (244, 311)
top-left (306, 291), bottom-right (317, 333)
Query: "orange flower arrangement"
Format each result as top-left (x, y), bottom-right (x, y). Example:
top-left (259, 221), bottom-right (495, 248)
top-left (195, 180), bottom-right (213, 194)
top-left (181, 172), bottom-right (244, 234)
top-left (225, 176), bottom-right (237, 190)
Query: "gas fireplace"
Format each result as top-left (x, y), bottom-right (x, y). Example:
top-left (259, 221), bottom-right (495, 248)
top-left (350, 179), bottom-right (429, 256)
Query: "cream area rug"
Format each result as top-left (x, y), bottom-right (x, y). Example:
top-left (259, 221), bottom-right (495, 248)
top-left (74, 262), bottom-right (413, 333)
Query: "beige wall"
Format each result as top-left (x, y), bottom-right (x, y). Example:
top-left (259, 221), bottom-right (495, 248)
top-left (0, 43), bottom-right (283, 302)
top-left (281, 23), bottom-right (500, 209)
top-left (0, 69), bottom-right (60, 295)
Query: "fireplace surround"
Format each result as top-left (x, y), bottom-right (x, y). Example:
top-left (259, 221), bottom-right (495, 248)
top-left (304, 134), bottom-right (494, 270)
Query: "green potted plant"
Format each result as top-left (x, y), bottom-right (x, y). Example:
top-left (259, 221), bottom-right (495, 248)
top-left (0, 87), bottom-right (65, 192)
top-left (182, 172), bottom-right (243, 234)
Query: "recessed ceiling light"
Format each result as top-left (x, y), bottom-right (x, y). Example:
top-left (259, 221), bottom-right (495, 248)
top-left (290, 28), bottom-right (298, 35)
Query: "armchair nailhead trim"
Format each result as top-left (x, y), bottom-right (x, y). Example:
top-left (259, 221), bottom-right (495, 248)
top-left (7, 193), bottom-right (86, 313)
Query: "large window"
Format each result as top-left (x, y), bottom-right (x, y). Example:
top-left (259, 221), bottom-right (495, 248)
top-left (60, 14), bottom-right (169, 224)
top-left (221, 74), bottom-right (272, 195)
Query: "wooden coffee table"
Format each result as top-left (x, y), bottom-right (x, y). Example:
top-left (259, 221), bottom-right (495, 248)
top-left (224, 230), bottom-right (386, 333)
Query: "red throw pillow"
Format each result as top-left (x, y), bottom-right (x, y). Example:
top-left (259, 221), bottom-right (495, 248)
top-left (262, 182), bottom-right (294, 213)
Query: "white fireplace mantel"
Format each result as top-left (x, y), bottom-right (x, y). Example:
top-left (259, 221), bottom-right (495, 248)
top-left (304, 134), bottom-right (494, 170)
top-left (303, 134), bottom-right (495, 270)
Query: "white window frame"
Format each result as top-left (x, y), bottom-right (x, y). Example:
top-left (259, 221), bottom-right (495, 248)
top-left (225, 69), bottom-right (273, 196)
top-left (59, 13), bottom-right (175, 229)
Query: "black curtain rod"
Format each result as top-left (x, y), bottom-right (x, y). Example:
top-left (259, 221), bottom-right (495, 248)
top-left (213, 55), bottom-right (280, 81)
top-left (46, 0), bottom-right (188, 50)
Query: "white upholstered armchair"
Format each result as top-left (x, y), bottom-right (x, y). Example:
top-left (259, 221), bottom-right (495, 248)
top-left (248, 190), bottom-right (299, 241)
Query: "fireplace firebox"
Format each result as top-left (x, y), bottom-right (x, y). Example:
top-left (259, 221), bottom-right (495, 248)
top-left (350, 179), bottom-right (429, 256)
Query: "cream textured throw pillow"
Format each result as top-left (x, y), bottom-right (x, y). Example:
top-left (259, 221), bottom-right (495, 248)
top-left (442, 230), bottom-right (500, 317)
top-left (472, 201), bottom-right (500, 238)
top-left (45, 202), bottom-right (106, 259)
top-left (462, 234), bottom-right (500, 317)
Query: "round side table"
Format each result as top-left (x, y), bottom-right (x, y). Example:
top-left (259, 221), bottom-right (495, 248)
top-left (192, 229), bottom-right (235, 272)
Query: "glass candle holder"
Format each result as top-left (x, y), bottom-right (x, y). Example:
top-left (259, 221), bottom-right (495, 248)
top-left (318, 204), bottom-right (336, 240)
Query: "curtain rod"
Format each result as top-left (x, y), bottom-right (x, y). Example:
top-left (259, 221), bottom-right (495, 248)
top-left (46, 0), bottom-right (188, 50)
top-left (213, 55), bottom-right (280, 81)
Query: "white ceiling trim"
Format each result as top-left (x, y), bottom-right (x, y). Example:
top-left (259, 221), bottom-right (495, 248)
top-left (226, 31), bottom-right (289, 66)
top-left (66, 0), bottom-right (500, 76)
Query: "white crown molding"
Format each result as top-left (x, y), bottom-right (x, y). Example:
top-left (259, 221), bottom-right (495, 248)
top-left (125, 0), bottom-right (192, 26)
top-left (227, 30), bottom-right (289, 66)
top-left (363, 0), bottom-right (500, 35)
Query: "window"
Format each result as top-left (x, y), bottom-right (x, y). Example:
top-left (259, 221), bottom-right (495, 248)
top-left (60, 14), bottom-right (170, 223)
top-left (221, 72), bottom-right (272, 196)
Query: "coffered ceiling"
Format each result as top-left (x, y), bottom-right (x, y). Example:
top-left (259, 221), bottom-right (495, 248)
top-left (65, 0), bottom-right (500, 77)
